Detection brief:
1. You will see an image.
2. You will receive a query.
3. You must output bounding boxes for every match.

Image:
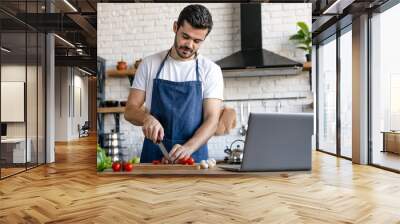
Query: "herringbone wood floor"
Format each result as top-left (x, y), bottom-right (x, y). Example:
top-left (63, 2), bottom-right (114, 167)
top-left (1, 134), bottom-right (400, 223)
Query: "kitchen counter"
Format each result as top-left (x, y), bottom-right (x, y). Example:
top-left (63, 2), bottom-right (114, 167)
top-left (98, 163), bottom-right (310, 176)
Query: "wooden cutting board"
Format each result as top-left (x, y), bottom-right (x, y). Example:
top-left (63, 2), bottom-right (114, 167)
top-left (133, 163), bottom-right (201, 170)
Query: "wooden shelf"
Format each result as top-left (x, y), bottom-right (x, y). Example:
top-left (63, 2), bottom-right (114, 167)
top-left (303, 62), bottom-right (311, 71)
top-left (107, 68), bottom-right (136, 77)
top-left (97, 107), bottom-right (125, 113)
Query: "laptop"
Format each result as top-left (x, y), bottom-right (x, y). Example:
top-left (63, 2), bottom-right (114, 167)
top-left (219, 112), bottom-right (314, 172)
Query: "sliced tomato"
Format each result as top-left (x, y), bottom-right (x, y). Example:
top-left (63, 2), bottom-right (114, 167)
top-left (152, 160), bottom-right (160, 165)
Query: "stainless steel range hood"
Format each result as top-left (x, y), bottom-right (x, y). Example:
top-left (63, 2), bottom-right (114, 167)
top-left (216, 4), bottom-right (302, 72)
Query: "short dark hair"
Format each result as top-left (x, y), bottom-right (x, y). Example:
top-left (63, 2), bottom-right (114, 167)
top-left (177, 4), bottom-right (213, 35)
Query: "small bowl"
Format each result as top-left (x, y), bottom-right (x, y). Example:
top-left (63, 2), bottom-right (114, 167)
top-left (119, 101), bottom-right (127, 107)
top-left (116, 61), bottom-right (128, 70)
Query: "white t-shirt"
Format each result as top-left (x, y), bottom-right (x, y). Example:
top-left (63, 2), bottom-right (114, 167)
top-left (131, 50), bottom-right (224, 111)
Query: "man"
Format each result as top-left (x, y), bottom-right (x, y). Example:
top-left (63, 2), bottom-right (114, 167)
top-left (124, 4), bottom-right (223, 164)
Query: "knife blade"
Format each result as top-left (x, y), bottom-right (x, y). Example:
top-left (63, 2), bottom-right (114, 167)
top-left (157, 142), bottom-right (172, 162)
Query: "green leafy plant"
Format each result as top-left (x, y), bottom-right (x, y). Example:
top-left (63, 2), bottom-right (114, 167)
top-left (290, 22), bottom-right (312, 61)
top-left (97, 144), bottom-right (112, 171)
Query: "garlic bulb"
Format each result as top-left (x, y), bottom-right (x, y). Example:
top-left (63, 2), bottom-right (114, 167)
top-left (200, 160), bottom-right (208, 169)
top-left (206, 159), bottom-right (216, 168)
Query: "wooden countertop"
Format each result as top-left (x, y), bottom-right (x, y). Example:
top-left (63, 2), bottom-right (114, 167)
top-left (98, 164), bottom-right (310, 176)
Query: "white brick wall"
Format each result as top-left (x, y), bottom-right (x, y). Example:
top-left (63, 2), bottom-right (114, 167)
top-left (98, 3), bottom-right (312, 160)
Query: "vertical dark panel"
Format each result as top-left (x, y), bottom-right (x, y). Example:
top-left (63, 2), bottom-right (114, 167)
top-left (367, 11), bottom-right (373, 165)
top-left (25, 0), bottom-right (28, 171)
top-left (44, 32), bottom-right (47, 164)
top-left (36, 0), bottom-right (39, 167)
top-left (60, 66), bottom-right (61, 117)
top-left (72, 68), bottom-right (75, 118)
top-left (316, 45), bottom-right (319, 150)
top-left (69, 69), bottom-right (71, 118)
top-left (80, 88), bottom-right (82, 117)
top-left (336, 28), bottom-right (341, 157)
top-left (44, 0), bottom-right (48, 164)
top-left (0, 17), bottom-right (2, 179)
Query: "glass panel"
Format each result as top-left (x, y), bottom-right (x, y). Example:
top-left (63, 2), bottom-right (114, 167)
top-left (26, 0), bottom-right (39, 169)
top-left (0, 1), bottom-right (46, 178)
top-left (318, 37), bottom-right (337, 154)
top-left (38, 32), bottom-right (45, 165)
top-left (371, 4), bottom-right (400, 171)
top-left (340, 29), bottom-right (352, 158)
top-left (1, 31), bottom-right (27, 177)
top-left (27, 30), bottom-right (38, 169)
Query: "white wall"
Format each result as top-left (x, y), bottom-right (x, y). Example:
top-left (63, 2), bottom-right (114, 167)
top-left (1, 65), bottom-right (36, 138)
top-left (54, 67), bottom-right (89, 141)
top-left (98, 3), bottom-right (312, 160)
top-left (55, 67), bottom-right (69, 141)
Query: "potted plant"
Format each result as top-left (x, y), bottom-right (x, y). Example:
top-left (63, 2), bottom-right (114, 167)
top-left (116, 55), bottom-right (128, 71)
top-left (290, 22), bottom-right (312, 62)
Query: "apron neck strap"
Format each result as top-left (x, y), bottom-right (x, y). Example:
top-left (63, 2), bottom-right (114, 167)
top-left (195, 55), bottom-right (200, 81)
top-left (155, 48), bottom-right (200, 81)
top-left (155, 49), bottom-right (171, 79)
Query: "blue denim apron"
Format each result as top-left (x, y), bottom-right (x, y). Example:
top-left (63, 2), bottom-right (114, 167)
top-left (140, 50), bottom-right (208, 163)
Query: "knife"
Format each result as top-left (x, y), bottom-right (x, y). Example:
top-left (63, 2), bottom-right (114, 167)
top-left (157, 142), bottom-right (172, 162)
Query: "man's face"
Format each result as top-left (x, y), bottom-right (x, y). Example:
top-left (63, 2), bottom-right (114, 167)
top-left (173, 20), bottom-right (208, 59)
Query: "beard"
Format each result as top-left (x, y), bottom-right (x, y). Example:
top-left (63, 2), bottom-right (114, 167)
top-left (173, 35), bottom-right (196, 59)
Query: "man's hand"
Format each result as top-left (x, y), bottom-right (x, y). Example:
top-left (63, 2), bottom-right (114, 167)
top-left (142, 115), bottom-right (164, 143)
top-left (161, 157), bottom-right (172, 164)
top-left (169, 144), bottom-right (194, 163)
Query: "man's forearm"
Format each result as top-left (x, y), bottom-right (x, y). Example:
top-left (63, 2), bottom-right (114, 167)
top-left (124, 105), bottom-right (150, 126)
top-left (183, 116), bottom-right (219, 152)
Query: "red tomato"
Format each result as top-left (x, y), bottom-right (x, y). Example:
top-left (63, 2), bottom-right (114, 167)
top-left (124, 162), bottom-right (133, 172)
top-left (152, 160), bottom-right (160, 165)
top-left (112, 162), bottom-right (121, 172)
top-left (178, 158), bottom-right (187, 165)
top-left (179, 157), bottom-right (194, 165)
top-left (187, 157), bottom-right (195, 165)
